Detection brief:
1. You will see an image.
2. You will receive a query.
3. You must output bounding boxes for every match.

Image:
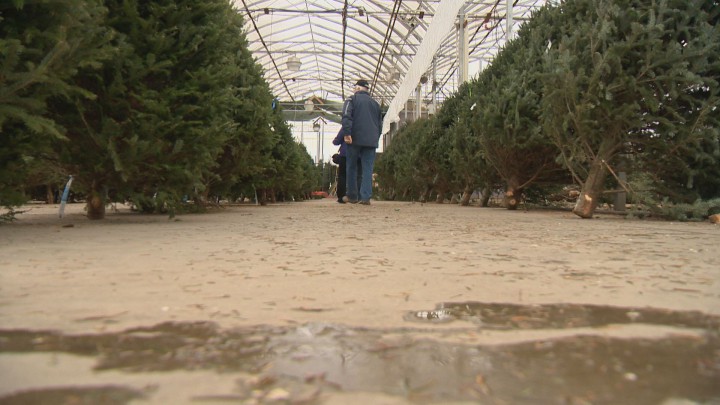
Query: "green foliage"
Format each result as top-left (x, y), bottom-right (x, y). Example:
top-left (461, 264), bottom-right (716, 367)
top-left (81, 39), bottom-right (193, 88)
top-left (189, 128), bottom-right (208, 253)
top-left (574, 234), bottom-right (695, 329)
top-left (1, 0), bottom-right (315, 216)
top-left (434, 81), bottom-right (500, 203)
top-left (52, 0), bottom-right (248, 213)
top-left (259, 110), bottom-right (316, 200)
top-left (0, 0), bottom-right (114, 208)
top-left (206, 23), bottom-right (277, 199)
top-left (473, 5), bottom-right (568, 204)
top-left (540, 0), bottom-right (720, 207)
top-left (650, 198), bottom-right (720, 222)
top-left (375, 118), bottom-right (435, 200)
top-left (621, 171), bottom-right (720, 221)
top-left (379, 0), bottom-right (718, 216)
top-left (413, 115), bottom-right (460, 200)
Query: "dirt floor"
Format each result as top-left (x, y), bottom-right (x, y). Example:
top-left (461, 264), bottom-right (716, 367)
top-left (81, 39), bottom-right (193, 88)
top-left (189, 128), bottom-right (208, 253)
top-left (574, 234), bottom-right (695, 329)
top-left (0, 199), bottom-right (718, 404)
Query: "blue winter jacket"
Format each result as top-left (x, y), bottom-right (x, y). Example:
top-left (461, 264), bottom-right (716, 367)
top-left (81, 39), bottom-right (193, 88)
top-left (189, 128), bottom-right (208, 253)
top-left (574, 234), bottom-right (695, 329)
top-left (340, 90), bottom-right (382, 148)
top-left (332, 129), bottom-right (347, 156)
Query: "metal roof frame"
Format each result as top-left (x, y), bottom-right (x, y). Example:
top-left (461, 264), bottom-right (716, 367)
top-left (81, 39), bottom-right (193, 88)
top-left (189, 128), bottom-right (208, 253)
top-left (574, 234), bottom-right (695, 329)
top-left (232, 0), bottom-right (554, 161)
top-left (235, 0), bottom-right (551, 107)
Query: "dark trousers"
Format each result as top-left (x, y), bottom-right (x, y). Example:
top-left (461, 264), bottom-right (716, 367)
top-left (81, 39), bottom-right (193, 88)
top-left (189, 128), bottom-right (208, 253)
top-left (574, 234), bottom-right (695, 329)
top-left (346, 145), bottom-right (373, 202)
top-left (337, 156), bottom-right (362, 202)
top-left (337, 156), bottom-right (347, 202)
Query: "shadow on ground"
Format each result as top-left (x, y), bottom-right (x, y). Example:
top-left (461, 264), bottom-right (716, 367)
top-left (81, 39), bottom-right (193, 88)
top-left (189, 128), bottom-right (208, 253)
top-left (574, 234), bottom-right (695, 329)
top-left (1, 302), bottom-right (719, 404)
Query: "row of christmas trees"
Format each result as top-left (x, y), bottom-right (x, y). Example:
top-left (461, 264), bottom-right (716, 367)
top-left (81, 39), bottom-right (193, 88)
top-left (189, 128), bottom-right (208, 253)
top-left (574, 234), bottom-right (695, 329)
top-left (376, 0), bottom-right (719, 219)
top-left (1, 0), bottom-right (318, 219)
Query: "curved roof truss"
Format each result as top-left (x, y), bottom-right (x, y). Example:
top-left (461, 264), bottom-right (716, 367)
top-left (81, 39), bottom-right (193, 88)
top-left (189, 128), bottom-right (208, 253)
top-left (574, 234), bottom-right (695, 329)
top-left (234, 0), bottom-right (553, 111)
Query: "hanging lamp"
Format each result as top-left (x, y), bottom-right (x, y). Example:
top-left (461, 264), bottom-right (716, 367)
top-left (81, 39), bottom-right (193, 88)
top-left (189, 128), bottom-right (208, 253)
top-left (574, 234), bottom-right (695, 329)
top-left (286, 54), bottom-right (302, 72)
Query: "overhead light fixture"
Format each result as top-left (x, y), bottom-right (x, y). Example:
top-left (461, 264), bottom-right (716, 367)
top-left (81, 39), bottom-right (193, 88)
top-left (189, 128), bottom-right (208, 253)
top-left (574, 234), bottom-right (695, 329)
top-left (358, 7), bottom-right (364, 17)
top-left (386, 67), bottom-right (400, 84)
top-left (263, 8), bottom-right (270, 14)
top-left (312, 117), bottom-right (326, 133)
top-left (419, 11), bottom-right (424, 19)
top-left (304, 99), bottom-right (314, 112)
top-left (286, 54), bottom-right (302, 72)
top-left (386, 54), bottom-right (401, 84)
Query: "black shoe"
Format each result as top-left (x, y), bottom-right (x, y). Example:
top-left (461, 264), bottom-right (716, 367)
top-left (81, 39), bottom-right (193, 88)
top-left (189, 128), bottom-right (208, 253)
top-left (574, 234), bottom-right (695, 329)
top-left (342, 196), bottom-right (358, 204)
top-left (337, 200), bottom-right (346, 204)
top-left (359, 200), bottom-right (371, 205)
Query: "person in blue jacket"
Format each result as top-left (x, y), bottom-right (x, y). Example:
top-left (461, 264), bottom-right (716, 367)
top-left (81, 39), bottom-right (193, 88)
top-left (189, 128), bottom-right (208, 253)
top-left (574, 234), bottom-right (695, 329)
top-left (340, 79), bottom-right (382, 205)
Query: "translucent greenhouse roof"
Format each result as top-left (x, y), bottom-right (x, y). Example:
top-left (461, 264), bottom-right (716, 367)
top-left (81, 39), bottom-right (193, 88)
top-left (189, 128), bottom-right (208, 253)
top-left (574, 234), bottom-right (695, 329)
top-left (232, 0), bottom-right (554, 161)
top-left (235, 0), bottom-right (551, 105)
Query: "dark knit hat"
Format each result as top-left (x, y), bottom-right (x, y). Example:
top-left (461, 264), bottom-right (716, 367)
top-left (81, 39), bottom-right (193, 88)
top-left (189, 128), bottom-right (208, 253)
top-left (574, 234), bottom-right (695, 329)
top-left (355, 79), bottom-right (370, 88)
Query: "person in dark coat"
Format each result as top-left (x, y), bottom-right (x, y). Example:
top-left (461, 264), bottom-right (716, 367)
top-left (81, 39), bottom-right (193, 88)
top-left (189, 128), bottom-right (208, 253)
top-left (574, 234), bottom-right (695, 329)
top-left (332, 129), bottom-right (348, 203)
top-left (332, 129), bottom-right (362, 204)
top-left (340, 79), bottom-right (382, 205)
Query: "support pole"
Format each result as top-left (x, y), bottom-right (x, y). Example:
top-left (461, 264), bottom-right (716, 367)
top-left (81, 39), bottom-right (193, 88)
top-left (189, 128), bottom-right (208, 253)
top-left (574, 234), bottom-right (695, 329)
top-left (506, 0), bottom-right (514, 39)
top-left (457, 5), bottom-right (468, 84)
top-left (381, 0), bottom-right (467, 133)
top-left (316, 125), bottom-right (320, 164)
top-left (431, 56), bottom-right (437, 113)
top-left (415, 83), bottom-right (422, 121)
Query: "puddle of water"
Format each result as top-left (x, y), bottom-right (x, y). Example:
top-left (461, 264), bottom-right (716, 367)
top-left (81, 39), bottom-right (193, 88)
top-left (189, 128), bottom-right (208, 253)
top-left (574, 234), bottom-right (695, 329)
top-left (0, 386), bottom-right (145, 405)
top-left (0, 321), bottom-right (280, 373)
top-left (405, 302), bottom-right (720, 330)
top-left (0, 304), bottom-right (718, 404)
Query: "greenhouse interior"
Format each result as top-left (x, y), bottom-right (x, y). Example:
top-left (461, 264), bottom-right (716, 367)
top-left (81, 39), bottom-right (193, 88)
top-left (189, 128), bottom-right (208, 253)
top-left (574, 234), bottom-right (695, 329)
top-left (1, 0), bottom-right (718, 217)
top-left (240, 0), bottom-right (553, 163)
top-left (1, 2), bottom-right (719, 404)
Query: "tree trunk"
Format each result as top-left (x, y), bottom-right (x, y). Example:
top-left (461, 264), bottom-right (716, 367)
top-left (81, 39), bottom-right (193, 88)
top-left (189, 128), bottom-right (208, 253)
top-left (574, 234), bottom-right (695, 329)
top-left (460, 184), bottom-right (472, 206)
top-left (504, 179), bottom-right (522, 210)
top-left (269, 189), bottom-right (277, 203)
top-left (419, 187), bottom-right (430, 203)
top-left (435, 191), bottom-right (444, 204)
top-left (200, 187), bottom-right (210, 205)
top-left (46, 185), bottom-right (54, 204)
top-left (480, 186), bottom-right (491, 207)
top-left (504, 189), bottom-right (519, 210)
top-left (573, 158), bottom-right (608, 218)
top-left (86, 186), bottom-right (105, 220)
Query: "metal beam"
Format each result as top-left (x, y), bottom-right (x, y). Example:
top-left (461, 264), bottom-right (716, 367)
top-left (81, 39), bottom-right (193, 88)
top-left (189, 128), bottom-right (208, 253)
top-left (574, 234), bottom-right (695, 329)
top-left (457, 5), bottom-right (468, 84)
top-left (382, 0), bottom-right (468, 134)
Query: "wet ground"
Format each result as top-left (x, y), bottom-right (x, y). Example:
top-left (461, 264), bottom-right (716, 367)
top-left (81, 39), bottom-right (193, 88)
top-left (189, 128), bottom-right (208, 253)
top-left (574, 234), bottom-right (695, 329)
top-left (1, 302), bottom-right (719, 405)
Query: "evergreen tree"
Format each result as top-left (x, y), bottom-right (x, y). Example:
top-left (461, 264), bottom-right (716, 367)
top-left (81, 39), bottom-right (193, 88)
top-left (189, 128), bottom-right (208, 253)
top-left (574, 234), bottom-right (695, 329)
top-left (439, 81), bottom-right (498, 206)
top-left (374, 137), bottom-right (403, 200)
top-left (409, 118), bottom-right (442, 202)
top-left (375, 119), bottom-right (433, 201)
top-left (427, 116), bottom-right (461, 202)
top-left (633, 0), bottom-right (720, 202)
top-left (540, 0), bottom-right (720, 217)
top-left (472, 7), bottom-right (566, 210)
top-left (256, 109), bottom-right (315, 202)
top-left (49, 0), bottom-right (257, 218)
top-left (205, 19), bottom-right (278, 201)
top-left (0, 0), bottom-right (113, 209)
